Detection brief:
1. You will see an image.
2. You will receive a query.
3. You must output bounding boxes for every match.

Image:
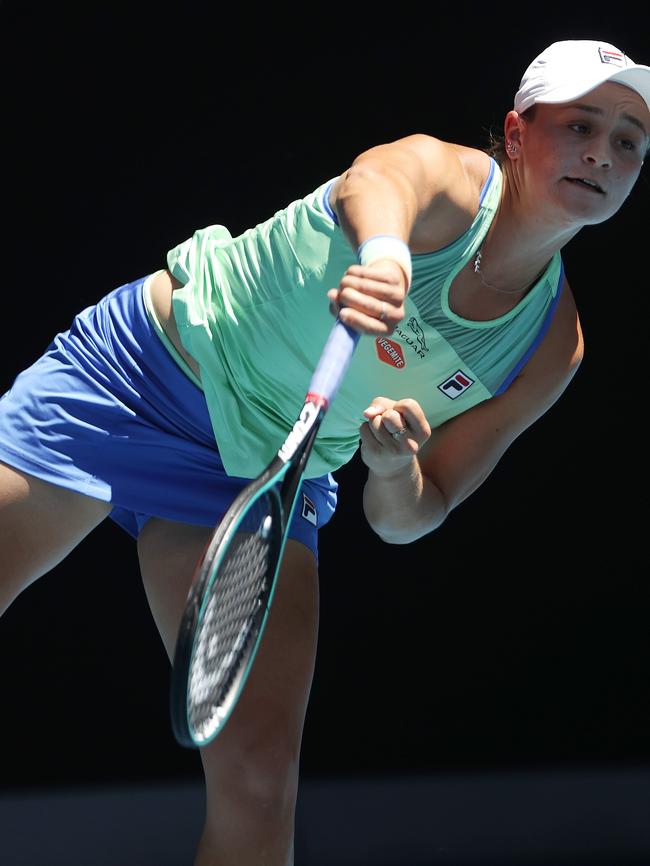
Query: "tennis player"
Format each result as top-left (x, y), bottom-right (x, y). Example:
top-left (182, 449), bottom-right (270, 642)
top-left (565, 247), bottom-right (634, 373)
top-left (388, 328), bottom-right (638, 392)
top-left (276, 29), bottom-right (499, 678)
top-left (1, 39), bottom-right (648, 866)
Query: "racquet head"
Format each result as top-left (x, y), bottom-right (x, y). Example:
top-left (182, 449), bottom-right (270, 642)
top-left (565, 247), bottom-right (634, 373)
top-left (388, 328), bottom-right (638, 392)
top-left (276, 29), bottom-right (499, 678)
top-left (170, 482), bottom-right (284, 748)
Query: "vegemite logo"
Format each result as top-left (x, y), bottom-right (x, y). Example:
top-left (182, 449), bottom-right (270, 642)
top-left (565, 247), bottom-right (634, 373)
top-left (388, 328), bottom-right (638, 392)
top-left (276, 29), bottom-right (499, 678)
top-left (438, 370), bottom-right (475, 399)
top-left (598, 47), bottom-right (624, 67)
top-left (375, 337), bottom-right (405, 368)
top-left (301, 493), bottom-right (317, 526)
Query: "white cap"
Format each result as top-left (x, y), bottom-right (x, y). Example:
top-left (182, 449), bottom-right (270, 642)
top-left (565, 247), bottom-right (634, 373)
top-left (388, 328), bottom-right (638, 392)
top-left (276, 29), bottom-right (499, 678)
top-left (514, 40), bottom-right (650, 115)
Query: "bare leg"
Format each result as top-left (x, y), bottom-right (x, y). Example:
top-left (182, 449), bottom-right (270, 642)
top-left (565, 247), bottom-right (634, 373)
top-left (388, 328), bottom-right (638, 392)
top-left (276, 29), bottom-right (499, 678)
top-left (0, 461), bottom-right (112, 615)
top-left (138, 518), bottom-right (319, 866)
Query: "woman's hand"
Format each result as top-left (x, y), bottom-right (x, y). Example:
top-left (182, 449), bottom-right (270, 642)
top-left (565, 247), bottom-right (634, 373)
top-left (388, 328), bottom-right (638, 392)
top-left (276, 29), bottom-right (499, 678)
top-left (327, 260), bottom-right (408, 335)
top-left (360, 396), bottom-right (431, 478)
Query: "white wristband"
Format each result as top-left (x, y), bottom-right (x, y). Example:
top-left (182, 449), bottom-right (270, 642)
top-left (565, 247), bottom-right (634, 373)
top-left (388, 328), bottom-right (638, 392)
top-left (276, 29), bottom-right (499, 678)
top-left (357, 235), bottom-right (412, 289)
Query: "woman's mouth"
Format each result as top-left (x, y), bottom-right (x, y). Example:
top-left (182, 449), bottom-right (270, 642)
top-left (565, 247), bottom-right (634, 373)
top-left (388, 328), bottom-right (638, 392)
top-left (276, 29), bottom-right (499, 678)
top-left (564, 177), bottom-right (606, 194)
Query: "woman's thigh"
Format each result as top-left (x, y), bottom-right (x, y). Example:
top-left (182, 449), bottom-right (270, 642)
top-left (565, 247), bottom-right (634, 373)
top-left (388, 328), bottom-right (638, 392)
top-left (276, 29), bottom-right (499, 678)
top-left (137, 518), bottom-right (320, 773)
top-left (0, 461), bottom-right (112, 616)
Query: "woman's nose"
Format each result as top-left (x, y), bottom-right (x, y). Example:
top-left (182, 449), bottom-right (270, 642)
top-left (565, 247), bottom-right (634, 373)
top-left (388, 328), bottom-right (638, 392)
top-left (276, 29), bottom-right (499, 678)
top-left (582, 141), bottom-right (612, 169)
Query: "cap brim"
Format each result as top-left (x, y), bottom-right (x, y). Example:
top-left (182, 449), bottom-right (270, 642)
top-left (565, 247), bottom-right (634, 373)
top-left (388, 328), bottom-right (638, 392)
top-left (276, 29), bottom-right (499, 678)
top-left (535, 65), bottom-right (650, 113)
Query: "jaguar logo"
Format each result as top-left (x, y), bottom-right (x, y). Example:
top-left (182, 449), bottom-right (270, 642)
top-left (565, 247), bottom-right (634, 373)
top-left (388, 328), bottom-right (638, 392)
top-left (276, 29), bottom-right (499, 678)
top-left (395, 317), bottom-right (429, 359)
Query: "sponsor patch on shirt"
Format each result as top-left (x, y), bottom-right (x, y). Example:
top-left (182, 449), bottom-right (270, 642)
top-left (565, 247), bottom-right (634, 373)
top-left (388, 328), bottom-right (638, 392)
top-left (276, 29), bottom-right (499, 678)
top-left (438, 370), bottom-right (475, 399)
top-left (375, 337), bottom-right (405, 369)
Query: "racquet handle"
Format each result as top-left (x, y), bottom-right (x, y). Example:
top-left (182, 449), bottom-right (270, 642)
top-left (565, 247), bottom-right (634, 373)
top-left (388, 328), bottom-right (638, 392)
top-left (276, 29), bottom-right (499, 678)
top-left (307, 319), bottom-right (360, 406)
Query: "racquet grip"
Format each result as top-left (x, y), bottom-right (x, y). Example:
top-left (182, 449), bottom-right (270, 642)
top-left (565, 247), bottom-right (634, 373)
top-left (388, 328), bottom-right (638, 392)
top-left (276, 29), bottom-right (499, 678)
top-left (307, 319), bottom-right (360, 405)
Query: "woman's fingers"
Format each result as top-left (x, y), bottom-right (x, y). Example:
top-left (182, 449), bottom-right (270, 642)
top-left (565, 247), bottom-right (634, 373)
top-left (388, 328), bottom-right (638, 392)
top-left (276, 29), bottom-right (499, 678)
top-left (392, 399), bottom-right (432, 444)
top-left (360, 398), bottom-right (428, 458)
top-left (327, 262), bottom-right (408, 334)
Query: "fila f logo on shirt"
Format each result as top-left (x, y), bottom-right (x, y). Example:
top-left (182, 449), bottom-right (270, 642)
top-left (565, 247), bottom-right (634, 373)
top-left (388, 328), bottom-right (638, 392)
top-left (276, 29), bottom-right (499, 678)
top-left (438, 370), bottom-right (475, 399)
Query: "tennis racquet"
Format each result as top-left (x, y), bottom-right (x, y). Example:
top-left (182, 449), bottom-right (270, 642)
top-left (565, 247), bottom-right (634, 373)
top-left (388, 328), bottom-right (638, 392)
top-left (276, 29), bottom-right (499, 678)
top-left (170, 318), bottom-right (360, 748)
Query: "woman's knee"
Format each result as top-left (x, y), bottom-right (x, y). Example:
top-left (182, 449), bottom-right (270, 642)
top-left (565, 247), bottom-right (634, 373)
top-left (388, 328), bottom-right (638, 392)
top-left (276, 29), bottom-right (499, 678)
top-left (201, 723), bottom-right (302, 814)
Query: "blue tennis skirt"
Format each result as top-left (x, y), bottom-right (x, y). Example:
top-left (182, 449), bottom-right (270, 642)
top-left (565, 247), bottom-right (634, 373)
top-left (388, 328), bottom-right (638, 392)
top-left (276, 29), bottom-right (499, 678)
top-left (0, 274), bottom-right (338, 558)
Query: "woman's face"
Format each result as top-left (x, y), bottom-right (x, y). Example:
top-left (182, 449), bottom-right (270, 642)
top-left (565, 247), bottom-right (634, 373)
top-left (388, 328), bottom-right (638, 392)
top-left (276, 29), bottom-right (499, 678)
top-left (511, 81), bottom-right (650, 226)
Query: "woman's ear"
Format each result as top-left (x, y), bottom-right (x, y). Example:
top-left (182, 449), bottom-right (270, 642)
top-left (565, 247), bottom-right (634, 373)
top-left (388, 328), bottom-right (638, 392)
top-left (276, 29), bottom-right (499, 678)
top-left (503, 109), bottom-right (524, 156)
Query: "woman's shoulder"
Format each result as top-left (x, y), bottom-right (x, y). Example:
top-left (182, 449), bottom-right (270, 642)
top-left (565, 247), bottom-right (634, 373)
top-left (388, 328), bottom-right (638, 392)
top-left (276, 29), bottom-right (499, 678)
top-left (399, 136), bottom-right (496, 212)
top-left (384, 134), bottom-right (493, 182)
top-left (328, 134), bottom-right (498, 251)
top-left (449, 143), bottom-right (496, 198)
top-left (396, 137), bottom-right (497, 253)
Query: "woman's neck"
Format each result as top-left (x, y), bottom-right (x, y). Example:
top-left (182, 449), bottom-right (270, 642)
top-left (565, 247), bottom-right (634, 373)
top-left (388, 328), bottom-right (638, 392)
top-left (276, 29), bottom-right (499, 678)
top-left (476, 163), bottom-right (581, 293)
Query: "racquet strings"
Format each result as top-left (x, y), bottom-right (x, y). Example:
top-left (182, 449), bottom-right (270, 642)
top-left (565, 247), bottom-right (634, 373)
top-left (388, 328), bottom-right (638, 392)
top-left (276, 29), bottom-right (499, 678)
top-left (187, 494), bottom-right (275, 743)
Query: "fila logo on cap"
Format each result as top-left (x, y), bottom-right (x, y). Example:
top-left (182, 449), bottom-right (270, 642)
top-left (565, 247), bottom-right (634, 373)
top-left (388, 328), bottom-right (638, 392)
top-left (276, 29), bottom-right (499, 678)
top-left (301, 493), bottom-right (317, 526)
top-left (438, 370), bottom-right (475, 399)
top-left (598, 47), bottom-right (624, 67)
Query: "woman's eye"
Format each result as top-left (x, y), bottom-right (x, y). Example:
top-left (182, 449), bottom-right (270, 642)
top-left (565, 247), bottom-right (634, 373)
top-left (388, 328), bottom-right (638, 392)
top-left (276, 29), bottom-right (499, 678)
top-left (620, 139), bottom-right (636, 151)
top-left (570, 124), bottom-right (589, 134)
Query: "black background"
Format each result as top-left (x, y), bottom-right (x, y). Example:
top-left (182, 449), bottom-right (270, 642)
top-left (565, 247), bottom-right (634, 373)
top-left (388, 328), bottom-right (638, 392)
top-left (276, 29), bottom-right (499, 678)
top-left (1, 3), bottom-right (649, 792)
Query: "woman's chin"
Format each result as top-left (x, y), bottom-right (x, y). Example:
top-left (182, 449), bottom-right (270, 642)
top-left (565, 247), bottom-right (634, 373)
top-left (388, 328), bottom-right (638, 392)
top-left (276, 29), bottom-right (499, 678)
top-left (556, 180), bottom-right (616, 225)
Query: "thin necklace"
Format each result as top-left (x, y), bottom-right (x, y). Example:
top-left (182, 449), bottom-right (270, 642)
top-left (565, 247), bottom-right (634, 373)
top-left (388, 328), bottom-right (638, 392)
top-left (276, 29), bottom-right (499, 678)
top-left (473, 246), bottom-right (529, 296)
top-left (472, 182), bottom-right (530, 296)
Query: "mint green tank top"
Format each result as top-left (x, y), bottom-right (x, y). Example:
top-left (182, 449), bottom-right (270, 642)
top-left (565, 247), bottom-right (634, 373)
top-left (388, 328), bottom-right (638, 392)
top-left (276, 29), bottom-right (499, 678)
top-left (166, 160), bottom-right (563, 479)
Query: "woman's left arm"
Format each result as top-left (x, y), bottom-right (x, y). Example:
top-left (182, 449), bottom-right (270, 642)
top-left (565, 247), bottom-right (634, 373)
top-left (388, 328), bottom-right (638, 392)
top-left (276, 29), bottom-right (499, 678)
top-left (362, 280), bottom-right (584, 543)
